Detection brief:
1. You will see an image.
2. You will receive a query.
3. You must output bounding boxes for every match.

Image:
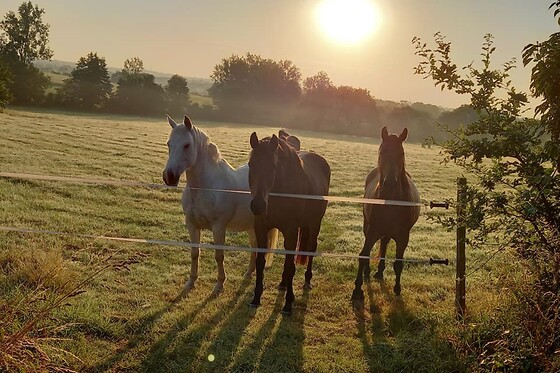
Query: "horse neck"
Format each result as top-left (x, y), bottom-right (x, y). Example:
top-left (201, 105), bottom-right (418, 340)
top-left (377, 162), bottom-right (411, 200)
top-left (184, 127), bottom-right (225, 187)
top-left (274, 149), bottom-right (307, 192)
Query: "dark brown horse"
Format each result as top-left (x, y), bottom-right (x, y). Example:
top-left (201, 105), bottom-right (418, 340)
top-left (352, 127), bottom-right (420, 301)
top-left (248, 132), bottom-right (330, 314)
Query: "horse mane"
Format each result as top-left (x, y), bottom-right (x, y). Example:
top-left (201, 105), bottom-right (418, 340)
top-left (191, 125), bottom-right (222, 164)
top-left (277, 137), bottom-right (304, 168)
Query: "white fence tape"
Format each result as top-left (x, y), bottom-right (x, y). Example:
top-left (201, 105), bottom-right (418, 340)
top-left (0, 225), bottom-right (442, 264)
top-left (0, 172), bottom-right (425, 207)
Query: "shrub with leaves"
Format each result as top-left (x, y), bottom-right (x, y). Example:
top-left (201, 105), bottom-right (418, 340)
top-left (413, 6), bottom-right (560, 370)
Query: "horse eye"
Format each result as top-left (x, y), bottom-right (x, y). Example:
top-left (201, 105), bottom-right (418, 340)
top-left (184, 144), bottom-right (190, 149)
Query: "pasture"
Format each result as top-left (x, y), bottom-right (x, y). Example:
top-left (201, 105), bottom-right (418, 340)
top-left (0, 108), bottom-right (513, 372)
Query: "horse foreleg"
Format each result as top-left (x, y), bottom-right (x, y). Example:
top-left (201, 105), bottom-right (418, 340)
top-left (393, 233), bottom-right (410, 296)
top-left (373, 237), bottom-right (391, 280)
top-left (245, 230), bottom-right (258, 279)
top-left (282, 229), bottom-right (299, 315)
top-left (304, 225), bottom-right (318, 290)
top-left (184, 223), bottom-right (200, 293)
top-left (212, 226), bottom-right (227, 295)
top-left (352, 232), bottom-right (380, 302)
top-left (250, 224), bottom-right (269, 308)
top-left (279, 228), bottom-right (300, 290)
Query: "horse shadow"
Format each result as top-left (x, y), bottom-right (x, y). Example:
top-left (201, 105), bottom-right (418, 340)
top-left (139, 277), bottom-right (253, 372)
top-left (227, 289), bottom-right (309, 372)
top-left (354, 280), bottom-right (464, 372)
top-left (91, 287), bottom-right (216, 372)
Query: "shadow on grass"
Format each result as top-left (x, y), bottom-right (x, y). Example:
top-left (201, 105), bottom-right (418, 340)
top-left (354, 280), bottom-right (466, 373)
top-left (138, 278), bottom-right (253, 372)
top-left (91, 288), bottom-right (215, 373)
top-left (227, 288), bottom-right (308, 373)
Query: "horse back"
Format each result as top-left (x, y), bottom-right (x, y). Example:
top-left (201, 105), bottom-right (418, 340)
top-left (299, 151), bottom-right (331, 195)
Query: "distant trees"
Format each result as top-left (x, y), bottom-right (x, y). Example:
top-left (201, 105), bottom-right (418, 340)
top-left (0, 1), bottom-right (52, 105)
top-left (111, 57), bottom-right (166, 115)
top-left (165, 74), bottom-right (190, 116)
top-left (0, 3), bottom-right (450, 141)
top-left (295, 71), bottom-right (378, 135)
top-left (0, 61), bottom-right (12, 110)
top-left (209, 53), bottom-right (301, 122)
top-left (58, 52), bottom-right (112, 109)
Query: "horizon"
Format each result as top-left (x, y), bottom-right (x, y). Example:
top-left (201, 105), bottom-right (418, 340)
top-left (1, 0), bottom-right (557, 111)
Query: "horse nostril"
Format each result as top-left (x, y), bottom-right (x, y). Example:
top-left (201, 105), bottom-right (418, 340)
top-left (163, 169), bottom-right (177, 186)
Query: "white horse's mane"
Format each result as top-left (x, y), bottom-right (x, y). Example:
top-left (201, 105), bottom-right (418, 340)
top-left (191, 125), bottom-right (221, 164)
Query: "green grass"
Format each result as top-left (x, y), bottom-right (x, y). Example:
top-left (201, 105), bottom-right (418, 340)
top-left (0, 107), bottom-right (512, 372)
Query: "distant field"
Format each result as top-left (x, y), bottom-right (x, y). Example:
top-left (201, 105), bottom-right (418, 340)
top-left (0, 108), bottom-right (511, 372)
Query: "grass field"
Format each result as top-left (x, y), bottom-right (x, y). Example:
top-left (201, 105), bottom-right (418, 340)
top-left (0, 108), bottom-right (513, 372)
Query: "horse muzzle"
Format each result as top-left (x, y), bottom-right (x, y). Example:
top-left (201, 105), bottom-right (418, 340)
top-left (250, 196), bottom-right (267, 216)
top-left (163, 169), bottom-right (179, 186)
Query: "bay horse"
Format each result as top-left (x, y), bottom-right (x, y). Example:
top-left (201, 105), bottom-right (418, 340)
top-left (352, 127), bottom-right (420, 301)
top-left (162, 115), bottom-right (278, 295)
top-left (248, 132), bottom-right (331, 314)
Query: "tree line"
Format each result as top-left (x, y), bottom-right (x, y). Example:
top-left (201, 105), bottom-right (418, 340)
top-left (0, 1), bottom-right (478, 142)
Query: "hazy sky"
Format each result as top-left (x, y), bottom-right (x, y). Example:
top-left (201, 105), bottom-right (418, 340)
top-left (1, 0), bottom-right (557, 109)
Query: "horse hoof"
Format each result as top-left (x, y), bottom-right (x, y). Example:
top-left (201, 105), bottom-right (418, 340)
top-left (351, 288), bottom-right (364, 301)
top-left (249, 302), bottom-right (260, 308)
top-left (281, 307), bottom-right (293, 316)
top-left (303, 282), bottom-right (312, 291)
top-left (212, 283), bottom-right (224, 296)
top-left (373, 272), bottom-right (384, 281)
top-left (278, 283), bottom-right (287, 291)
top-left (183, 280), bottom-right (196, 292)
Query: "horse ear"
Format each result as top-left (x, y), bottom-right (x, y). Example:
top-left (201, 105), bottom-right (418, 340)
top-left (183, 115), bottom-right (193, 130)
top-left (286, 135), bottom-right (301, 151)
top-left (250, 132), bottom-right (259, 149)
top-left (167, 115), bottom-right (177, 129)
top-left (381, 126), bottom-right (388, 140)
top-left (399, 128), bottom-right (408, 142)
top-left (270, 134), bottom-right (279, 151)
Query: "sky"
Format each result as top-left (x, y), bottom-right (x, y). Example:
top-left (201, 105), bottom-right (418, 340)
top-left (0, 0), bottom-right (557, 110)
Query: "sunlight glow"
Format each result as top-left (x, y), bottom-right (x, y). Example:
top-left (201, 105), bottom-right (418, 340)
top-left (315, 0), bottom-right (381, 45)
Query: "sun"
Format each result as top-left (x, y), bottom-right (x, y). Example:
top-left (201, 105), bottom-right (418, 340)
top-left (315, 0), bottom-right (381, 45)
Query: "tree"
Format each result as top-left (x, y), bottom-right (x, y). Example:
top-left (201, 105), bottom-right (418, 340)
top-left (0, 2), bottom-right (52, 104)
top-left (0, 1), bottom-right (53, 64)
top-left (209, 53), bottom-right (302, 122)
top-left (58, 52), bottom-right (112, 109)
top-left (6, 60), bottom-right (49, 104)
top-left (123, 57), bottom-right (143, 74)
top-left (165, 74), bottom-right (190, 115)
top-left (414, 24), bottom-right (559, 370)
top-left (111, 57), bottom-right (165, 116)
top-left (0, 60), bottom-right (12, 110)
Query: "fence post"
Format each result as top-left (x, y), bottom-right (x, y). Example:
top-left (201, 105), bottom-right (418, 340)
top-left (456, 177), bottom-right (467, 319)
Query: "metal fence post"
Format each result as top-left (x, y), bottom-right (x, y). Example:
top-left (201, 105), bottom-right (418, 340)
top-left (456, 177), bottom-right (467, 320)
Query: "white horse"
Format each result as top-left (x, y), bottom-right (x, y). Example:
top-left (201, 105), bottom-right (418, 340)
top-left (162, 115), bottom-right (278, 295)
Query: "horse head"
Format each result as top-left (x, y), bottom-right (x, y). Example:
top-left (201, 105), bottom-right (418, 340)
top-left (378, 126), bottom-right (408, 195)
top-left (248, 132), bottom-right (279, 216)
top-left (162, 115), bottom-right (198, 186)
top-left (278, 129), bottom-right (301, 151)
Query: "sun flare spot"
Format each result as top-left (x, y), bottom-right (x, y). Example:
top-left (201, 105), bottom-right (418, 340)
top-left (315, 0), bottom-right (381, 45)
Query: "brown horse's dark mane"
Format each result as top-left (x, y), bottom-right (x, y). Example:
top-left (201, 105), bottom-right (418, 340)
top-left (261, 136), bottom-right (304, 175)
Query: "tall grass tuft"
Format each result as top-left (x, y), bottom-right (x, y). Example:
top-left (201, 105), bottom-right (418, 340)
top-left (0, 245), bottom-right (135, 372)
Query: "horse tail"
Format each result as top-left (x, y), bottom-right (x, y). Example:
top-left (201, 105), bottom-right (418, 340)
top-left (295, 227), bottom-right (310, 265)
top-left (264, 228), bottom-right (279, 268)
